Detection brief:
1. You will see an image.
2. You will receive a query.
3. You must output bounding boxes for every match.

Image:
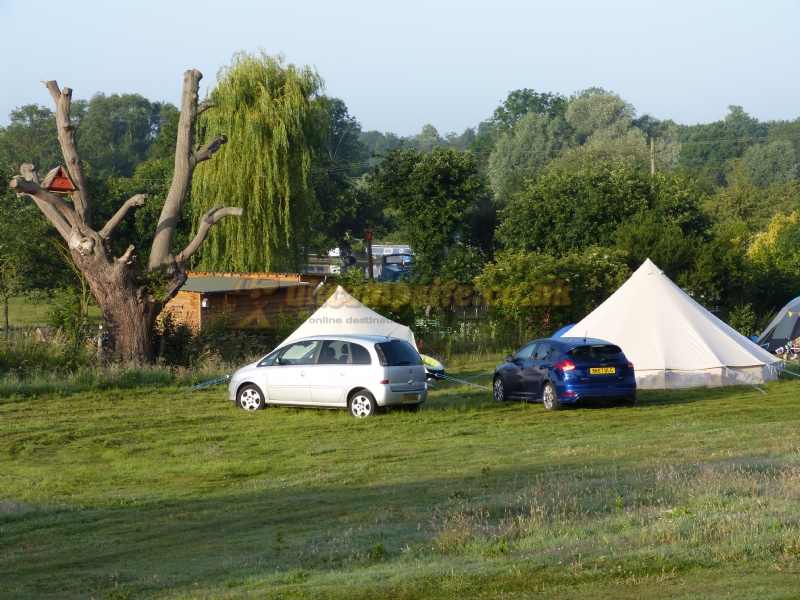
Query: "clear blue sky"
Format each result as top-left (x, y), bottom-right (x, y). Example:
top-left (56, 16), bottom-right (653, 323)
top-left (1, 0), bottom-right (797, 135)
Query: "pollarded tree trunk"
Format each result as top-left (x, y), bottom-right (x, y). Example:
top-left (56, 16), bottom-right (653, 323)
top-left (70, 232), bottom-right (164, 362)
top-left (8, 71), bottom-right (243, 362)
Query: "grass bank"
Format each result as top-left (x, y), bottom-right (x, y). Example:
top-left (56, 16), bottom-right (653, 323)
top-left (1, 357), bottom-right (799, 598)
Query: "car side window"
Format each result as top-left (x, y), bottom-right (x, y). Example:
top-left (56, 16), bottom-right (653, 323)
top-left (515, 343), bottom-right (537, 361)
top-left (350, 343), bottom-right (372, 365)
top-left (546, 345), bottom-right (561, 360)
top-left (318, 340), bottom-right (349, 364)
top-left (531, 344), bottom-right (548, 361)
top-left (532, 344), bottom-right (555, 361)
top-left (278, 340), bottom-right (319, 365)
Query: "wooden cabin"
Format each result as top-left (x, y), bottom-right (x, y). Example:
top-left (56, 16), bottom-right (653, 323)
top-left (161, 271), bottom-right (326, 331)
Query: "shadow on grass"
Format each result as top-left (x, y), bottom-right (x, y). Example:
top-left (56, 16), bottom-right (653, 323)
top-left (2, 447), bottom-right (797, 600)
top-left (422, 372), bottom-right (794, 415)
top-left (634, 374), bottom-right (796, 408)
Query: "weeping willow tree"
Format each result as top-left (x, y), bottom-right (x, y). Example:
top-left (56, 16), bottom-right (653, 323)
top-left (192, 51), bottom-right (325, 272)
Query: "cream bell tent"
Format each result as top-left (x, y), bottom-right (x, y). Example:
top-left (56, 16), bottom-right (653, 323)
top-left (283, 285), bottom-right (416, 347)
top-left (563, 259), bottom-right (780, 389)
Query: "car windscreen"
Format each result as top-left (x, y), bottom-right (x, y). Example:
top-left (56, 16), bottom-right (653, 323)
top-left (384, 254), bottom-right (411, 265)
top-left (566, 344), bottom-right (625, 363)
top-left (375, 340), bottom-right (422, 366)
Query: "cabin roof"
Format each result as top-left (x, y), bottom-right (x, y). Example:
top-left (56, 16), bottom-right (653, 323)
top-left (181, 275), bottom-right (311, 294)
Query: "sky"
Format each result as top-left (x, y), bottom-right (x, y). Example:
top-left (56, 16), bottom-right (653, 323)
top-left (0, 0), bottom-right (798, 136)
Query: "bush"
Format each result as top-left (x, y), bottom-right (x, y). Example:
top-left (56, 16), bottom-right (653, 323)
top-left (474, 246), bottom-right (631, 343)
top-left (153, 308), bottom-right (308, 369)
top-left (725, 303), bottom-right (757, 337)
top-left (49, 290), bottom-right (95, 347)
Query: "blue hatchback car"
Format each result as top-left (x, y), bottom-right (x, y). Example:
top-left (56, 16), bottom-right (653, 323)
top-left (493, 337), bottom-right (636, 410)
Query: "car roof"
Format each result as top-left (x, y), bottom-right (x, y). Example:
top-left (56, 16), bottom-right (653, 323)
top-left (282, 334), bottom-right (410, 344)
top-left (555, 337), bottom-right (619, 350)
top-left (525, 337), bottom-right (616, 348)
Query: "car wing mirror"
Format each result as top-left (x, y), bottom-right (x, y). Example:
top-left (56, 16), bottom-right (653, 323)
top-left (505, 354), bottom-right (515, 363)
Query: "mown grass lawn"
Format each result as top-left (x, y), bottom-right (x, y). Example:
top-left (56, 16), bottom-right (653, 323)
top-left (1, 358), bottom-right (799, 599)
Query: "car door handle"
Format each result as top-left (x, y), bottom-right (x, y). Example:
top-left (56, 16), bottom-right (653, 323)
top-left (300, 371), bottom-right (306, 377)
top-left (340, 372), bottom-right (345, 376)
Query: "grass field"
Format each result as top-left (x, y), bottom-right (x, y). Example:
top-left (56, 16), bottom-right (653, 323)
top-left (1, 357), bottom-right (800, 599)
top-left (2, 297), bottom-right (104, 329)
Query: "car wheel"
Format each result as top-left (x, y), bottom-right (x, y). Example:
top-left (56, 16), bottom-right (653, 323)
top-left (542, 382), bottom-right (563, 411)
top-left (349, 390), bottom-right (376, 418)
top-left (238, 384), bottom-right (266, 411)
top-left (493, 377), bottom-right (508, 401)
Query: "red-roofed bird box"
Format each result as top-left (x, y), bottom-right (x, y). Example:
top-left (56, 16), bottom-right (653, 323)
top-left (41, 165), bottom-right (76, 194)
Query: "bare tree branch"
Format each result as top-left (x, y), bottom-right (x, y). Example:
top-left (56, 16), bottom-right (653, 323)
top-left (196, 100), bottom-right (214, 116)
top-left (149, 69), bottom-right (205, 269)
top-left (20, 163), bottom-right (40, 184)
top-left (14, 164), bottom-right (72, 242)
top-left (10, 175), bottom-right (80, 230)
top-left (190, 135), bottom-right (227, 167)
top-left (175, 205), bottom-right (245, 266)
top-left (44, 80), bottom-right (61, 104)
top-left (116, 245), bottom-right (136, 265)
top-left (99, 194), bottom-right (148, 239)
top-left (44, 80), bottom-right (92, 227)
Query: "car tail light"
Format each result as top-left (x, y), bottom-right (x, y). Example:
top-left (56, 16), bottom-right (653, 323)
top-left (627, 361), bottom-right (634, 369)
top-left (553, 360), bottom-right (576, 371)
top-left (562, 390), bottom-right (576, 397)
top-left (379, 379), bottom-right (389, 384)
top-left (631, 389), bottom-right (636, 394)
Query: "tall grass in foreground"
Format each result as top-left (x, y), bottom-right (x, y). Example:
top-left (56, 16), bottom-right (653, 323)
top-left (0, 329), bottom-right (97, 375)
top-left (0, 329), bottom-right (254, 399)
top-left (0, 362), bottom-right (235, 399)
top-left (0, 311), bottom-right (299, 397)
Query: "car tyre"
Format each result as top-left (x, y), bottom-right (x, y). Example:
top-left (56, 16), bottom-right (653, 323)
top-left (349, 390), bottom-right (376, 418)
top-left (542, 382), bottom-right (563, 411)
top-left (238, 384), bottom-right (266, 411)
top-left (493, 377), bottom-right (508, 402)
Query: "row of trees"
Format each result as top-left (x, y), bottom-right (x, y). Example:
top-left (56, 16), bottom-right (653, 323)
top-left (2, 50), bottom-right (799, 360)
top-left (360, 89), bottom-right (799, 338)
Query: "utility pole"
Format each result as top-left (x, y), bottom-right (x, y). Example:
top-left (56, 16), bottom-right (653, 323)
top-left (650, 137), bottom-right (655, 177)
top-left (364, 230), bottom-right (373, 280)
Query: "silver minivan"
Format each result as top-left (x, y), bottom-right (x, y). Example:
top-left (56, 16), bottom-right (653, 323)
top-left (228, 335), bottom-right (428, 417)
